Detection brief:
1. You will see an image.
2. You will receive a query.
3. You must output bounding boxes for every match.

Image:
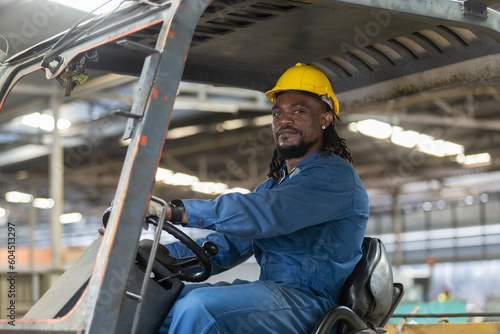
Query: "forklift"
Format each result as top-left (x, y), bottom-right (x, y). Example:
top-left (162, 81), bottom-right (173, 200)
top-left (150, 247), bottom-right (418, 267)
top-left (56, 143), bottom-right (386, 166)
top-left (1, 1), bottom-right (500, 333)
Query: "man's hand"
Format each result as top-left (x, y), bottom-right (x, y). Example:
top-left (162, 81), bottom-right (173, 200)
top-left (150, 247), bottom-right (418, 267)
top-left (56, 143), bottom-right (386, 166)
top-left (146, 199), bottom-right (186, 225)
top-left (102, 198), bottom-right (186, 231)
top-left (146, 200), bottom-right (164, 220)
top-left (102, 200), bottom-right (166, 231)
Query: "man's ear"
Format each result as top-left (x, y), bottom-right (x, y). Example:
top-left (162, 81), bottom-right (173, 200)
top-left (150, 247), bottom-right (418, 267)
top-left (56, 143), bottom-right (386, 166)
top-left (321, 110), bottom-right (334, 128)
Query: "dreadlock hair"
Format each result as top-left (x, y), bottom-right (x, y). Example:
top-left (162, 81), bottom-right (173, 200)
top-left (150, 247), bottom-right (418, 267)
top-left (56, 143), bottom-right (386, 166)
top-left (267, 109), bottom-right (354, 180)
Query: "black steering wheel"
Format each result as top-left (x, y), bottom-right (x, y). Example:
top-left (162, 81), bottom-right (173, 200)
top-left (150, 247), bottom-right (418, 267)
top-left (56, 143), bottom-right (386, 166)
top-left (102, 208), bottom-right (218, 284)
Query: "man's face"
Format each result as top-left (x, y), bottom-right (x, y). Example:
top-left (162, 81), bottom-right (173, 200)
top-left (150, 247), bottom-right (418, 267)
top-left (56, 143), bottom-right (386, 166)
top-left (272, 92), bottom-right (332, 159)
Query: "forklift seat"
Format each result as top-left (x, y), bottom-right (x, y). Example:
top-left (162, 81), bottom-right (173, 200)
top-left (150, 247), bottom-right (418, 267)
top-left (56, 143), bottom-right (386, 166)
top-left (312, 237), bottom-right (404, 334)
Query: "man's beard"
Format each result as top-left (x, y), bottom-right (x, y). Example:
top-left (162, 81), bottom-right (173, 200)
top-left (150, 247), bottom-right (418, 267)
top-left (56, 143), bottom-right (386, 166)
top-left (276, 138), bottom-right (318, 160)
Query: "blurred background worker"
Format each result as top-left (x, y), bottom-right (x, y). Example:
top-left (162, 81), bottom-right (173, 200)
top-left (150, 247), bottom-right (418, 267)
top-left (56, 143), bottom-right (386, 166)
top-left (152, 63), bottom-right (369, 334)
top-left (438, 286), bottom-right (454, 302)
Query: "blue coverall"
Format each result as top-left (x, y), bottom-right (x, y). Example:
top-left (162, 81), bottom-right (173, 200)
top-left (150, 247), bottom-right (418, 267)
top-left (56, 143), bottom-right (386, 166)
top-left (160, 150), bottom-right (369, 333)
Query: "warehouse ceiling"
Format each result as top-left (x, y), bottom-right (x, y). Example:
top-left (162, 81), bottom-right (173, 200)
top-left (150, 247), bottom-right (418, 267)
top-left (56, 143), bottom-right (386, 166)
top-left (1, 0), bottom-right (500, 228)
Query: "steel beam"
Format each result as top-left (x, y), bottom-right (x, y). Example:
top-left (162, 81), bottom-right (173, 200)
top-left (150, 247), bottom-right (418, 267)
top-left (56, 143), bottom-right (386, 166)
top-left (49, 86), bottom-right (63, 270)
top-left (338, 54), bottom-right (500, 112)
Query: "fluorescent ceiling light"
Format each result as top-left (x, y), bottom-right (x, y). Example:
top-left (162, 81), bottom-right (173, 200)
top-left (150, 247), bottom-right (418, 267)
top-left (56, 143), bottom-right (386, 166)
top-left (40, 114), bottom-right (56, 131)
top-left (419, 140), bottom-right (464, 157)
top-left (59, 212), bottom-right (83, 224)
top-left (0, 145), bottom-right (50, 167)
top-left (155, 167), bottom-right (174, 181)
top-left (480, 193), bottom-right (489, 203)
top-left (350, 119), bottom-right (465, 157)
top-left (166, 125), bottom-right (204, 139)
top-left (168, 172), bottom-right (199, 186)
top-left (57, 119), bottom-right (72, 130)
top-left (156, 168), bottom-right (250, 194)
top-left (347, 122), bottom-right (358, 132)
top-left (21, 113), bottom-right (44, 128)
top-left (191, 182), bottom-right (228, 195)
top-left (191, 182), bottom-right (251, 195)
top-left (456, 152), bottom-right (491, 166)
top-left (5, 191), bottom-right (33, 203)
top-left (356, 119), bottom-right (393, 139)
top-left (0, 208), bottom-right (9, 218)
top-left (252, 115), bottom-right (272, 127)
top-left (390, 127), bottom-right (420, 148)
top-left (156, 168), bottom-right (199, 186)
top-left (415, 135), bottom-right (463, 157)
top-left (224, 187), bottom-right (251, 194)
top-left (33, 198), bottom-right (55, 209)
top-left (21, 112), bottom-right (71, 132)
top-left (415, 134), bottom-right (439, 156)
top-left (220, 119), bottom-right (249, 131)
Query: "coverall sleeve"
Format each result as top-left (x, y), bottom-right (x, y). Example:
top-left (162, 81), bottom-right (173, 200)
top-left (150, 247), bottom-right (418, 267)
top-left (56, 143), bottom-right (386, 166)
top-left (182, 162), bottom-right (366, 239)
top-left (164, 231), bottom-right (253, 275)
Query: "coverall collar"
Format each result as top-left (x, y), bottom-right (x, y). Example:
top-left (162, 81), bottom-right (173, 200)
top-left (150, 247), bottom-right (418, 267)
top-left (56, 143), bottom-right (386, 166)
top-left (278, 150), bottom-right (322, 184)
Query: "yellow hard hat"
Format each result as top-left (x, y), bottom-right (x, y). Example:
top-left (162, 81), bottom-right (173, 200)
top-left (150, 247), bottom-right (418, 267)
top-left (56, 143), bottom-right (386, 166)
top-left (265, 63), bottom-right (339, 114)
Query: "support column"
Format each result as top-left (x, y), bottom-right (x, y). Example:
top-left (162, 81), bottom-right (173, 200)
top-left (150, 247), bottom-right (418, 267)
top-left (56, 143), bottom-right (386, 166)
top-left (28, 194), bottom-right (36, 271)
top-left (49, 88), bottom-right (63, 269)
top-left (28, 196), bottom-right (39, 302)
top-left (392, 188), bottom-right (403, 267)
top-left (198, 154), bottom-right (208, 180)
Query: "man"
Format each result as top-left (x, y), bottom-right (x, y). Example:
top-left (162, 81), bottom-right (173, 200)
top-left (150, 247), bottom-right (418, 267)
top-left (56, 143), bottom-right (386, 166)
top-left (156, 63), bottom-right (369, 333)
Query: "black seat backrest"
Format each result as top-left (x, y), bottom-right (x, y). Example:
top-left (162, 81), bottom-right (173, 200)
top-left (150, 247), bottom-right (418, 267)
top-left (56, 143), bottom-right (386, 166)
top-left (339, 237), bottom-right (394, 329)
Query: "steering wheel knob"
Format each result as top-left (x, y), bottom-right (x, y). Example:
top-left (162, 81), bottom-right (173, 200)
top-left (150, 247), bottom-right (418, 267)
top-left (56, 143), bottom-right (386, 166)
top-left (202, 241), bottom-right (219, 257)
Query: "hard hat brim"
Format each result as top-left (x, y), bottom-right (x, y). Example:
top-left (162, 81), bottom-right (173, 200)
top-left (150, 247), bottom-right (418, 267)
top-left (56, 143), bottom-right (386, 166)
top-left (265, 88), bottom-right (339, 114)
